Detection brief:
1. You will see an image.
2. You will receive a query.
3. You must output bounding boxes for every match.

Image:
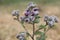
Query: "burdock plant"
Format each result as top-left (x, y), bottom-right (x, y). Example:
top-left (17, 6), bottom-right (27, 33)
top-left (12, 2), bottom-right (58, 40)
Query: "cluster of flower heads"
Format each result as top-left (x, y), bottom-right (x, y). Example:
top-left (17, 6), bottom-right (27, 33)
top-left (44, 15), bottom-right (58, 27)
top-left (16, 32), bottom-right (27, 40)
top-left (20, 2), bottom-right (39, 23)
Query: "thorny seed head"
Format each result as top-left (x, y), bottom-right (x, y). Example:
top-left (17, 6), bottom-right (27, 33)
top-left (12, 10), bottom-right (19, 16)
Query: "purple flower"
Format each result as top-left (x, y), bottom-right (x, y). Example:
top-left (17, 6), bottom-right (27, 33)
top-left (33, 8), bottom-right (39, 11)
top-left (24, 18), bottom-right (30, 22)
top-left (31, 8), bottom-right (39, 16)
top-left (24, 10), bottom-right (31, 16)
top-left (12, 10), bottom-right (19, 16)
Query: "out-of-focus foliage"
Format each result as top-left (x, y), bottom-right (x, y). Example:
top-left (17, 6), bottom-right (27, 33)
top-left (0, 0), bottom-right (60, 5)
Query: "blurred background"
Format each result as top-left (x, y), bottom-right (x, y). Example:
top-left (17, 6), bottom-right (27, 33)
top-left (0, 0), bottom-right (60, 40)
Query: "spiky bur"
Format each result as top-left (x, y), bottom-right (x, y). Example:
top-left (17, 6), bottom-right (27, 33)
top-left (12, 2), bottom-right (58, 40)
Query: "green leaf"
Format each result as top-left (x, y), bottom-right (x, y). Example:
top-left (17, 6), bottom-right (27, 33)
top-left (33, 19), bottom-right (39, 23)
top-left (34, 31), bottom-right (44, 35)
top-left (21, 21), bottom-right (24, 24)
top-left (39, 25), bottom-right (46, 29)
top-left (35, 15), bottom-right (41, 19)
top-left (36, 33), bottom-right (46, 40)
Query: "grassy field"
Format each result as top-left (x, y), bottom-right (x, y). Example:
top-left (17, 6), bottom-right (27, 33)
top-left (0, 0), bottom-right (60, 40)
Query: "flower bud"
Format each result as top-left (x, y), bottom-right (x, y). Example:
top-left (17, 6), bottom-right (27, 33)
top-left (20, 16), bottom-right (25, 21)
top-left (12, 10), bottom-right (19, 16)
top-left (53, 16), bottom-right (58, 23)
top-left (44, 15), bottom-right (49, 22)
top-left (48, 21), bottom-right (54, 27)
top-left (16, 32), bottom-right (26, 40)
top-left (27, 2), bottom-right (36, 9)
top-left (48, 16), bottom-right (58, 23)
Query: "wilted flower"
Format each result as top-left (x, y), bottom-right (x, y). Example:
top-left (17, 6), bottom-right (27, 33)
top-left (12, 10), bottom-right (19, 16)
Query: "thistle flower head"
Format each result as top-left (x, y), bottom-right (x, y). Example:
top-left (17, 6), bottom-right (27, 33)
top-left (12, 10), bottom-right (19, 16)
